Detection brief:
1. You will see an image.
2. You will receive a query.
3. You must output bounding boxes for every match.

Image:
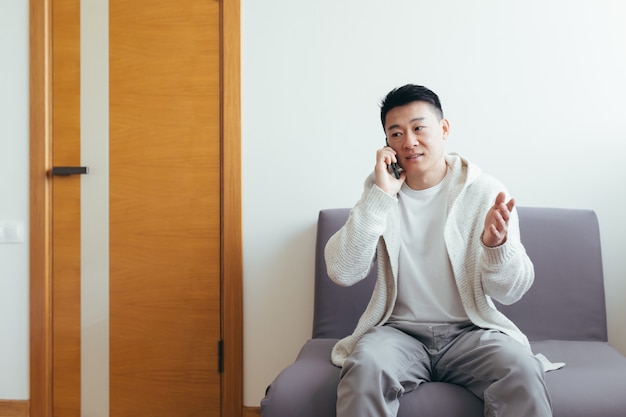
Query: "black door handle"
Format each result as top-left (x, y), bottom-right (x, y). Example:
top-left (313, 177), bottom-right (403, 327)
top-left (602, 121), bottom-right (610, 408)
top-left (51, 166), bottom-right (89, 176)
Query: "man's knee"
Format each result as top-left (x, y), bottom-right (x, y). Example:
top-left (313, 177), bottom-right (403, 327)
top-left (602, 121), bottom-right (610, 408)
top-left (514, 353), bottom-right (544, 379)
top-left (490, 342), bottom-right (544, 382)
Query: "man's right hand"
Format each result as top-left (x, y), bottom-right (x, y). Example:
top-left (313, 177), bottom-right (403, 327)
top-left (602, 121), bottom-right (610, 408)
top-left (375, 146), bottom-right (405, 195)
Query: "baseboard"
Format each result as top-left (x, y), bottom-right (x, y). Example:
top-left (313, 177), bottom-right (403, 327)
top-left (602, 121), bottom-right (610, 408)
top-left (1, 400), bottom-right (256, 417)
top-left (243, 405), bottom-right (261, 417)
top-left (0, 400), bottom-right (29, 417)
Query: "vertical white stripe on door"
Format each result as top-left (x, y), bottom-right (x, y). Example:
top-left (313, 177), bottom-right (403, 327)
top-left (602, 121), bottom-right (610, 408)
top-left (81, 0), bottom-right (109, 416)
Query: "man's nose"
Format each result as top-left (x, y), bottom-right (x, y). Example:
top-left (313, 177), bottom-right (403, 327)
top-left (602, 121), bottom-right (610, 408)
top-left (403, 132), bottom-right (419, 147)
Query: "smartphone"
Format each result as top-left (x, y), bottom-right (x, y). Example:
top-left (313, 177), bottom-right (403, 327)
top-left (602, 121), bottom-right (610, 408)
top-left (389, 161), bottom-right (401, 179)
top-left (385, 139), bottom-right (401, 179)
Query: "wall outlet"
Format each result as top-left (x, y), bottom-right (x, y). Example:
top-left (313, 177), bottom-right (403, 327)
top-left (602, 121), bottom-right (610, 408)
top-left (0, 220), bottom-right (25, 243)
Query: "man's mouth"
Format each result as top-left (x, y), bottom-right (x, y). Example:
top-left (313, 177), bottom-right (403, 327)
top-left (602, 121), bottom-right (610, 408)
top-left (406, 153), bottom-right (423, 161)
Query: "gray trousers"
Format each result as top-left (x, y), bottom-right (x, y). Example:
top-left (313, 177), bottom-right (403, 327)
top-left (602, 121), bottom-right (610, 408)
top-left (337, 322), bottom-right (552, 417)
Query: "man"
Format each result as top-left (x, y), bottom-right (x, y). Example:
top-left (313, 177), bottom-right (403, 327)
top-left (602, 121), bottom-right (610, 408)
top-left (324, 84), bottom-right (552, 417)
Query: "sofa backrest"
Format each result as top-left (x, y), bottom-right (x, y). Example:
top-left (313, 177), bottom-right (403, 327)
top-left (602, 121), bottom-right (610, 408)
top-left (313, 207), bottom-right (607, 342)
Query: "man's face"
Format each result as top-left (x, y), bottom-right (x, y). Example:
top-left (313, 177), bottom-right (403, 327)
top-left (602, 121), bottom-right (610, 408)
top-left (384, 101), bottom-right (449, 187)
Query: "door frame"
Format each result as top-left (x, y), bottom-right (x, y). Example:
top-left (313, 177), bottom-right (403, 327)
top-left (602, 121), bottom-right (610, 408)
top-left (28, 1), bottom-right (243, 416)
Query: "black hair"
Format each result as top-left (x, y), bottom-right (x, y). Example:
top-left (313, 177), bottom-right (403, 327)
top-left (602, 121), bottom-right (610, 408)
top-left (380, 84), bottom-right (444, 129)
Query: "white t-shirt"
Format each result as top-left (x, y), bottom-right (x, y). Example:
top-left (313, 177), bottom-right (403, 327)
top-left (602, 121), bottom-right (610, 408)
top-left (389, 169), bottom-right (469, 325)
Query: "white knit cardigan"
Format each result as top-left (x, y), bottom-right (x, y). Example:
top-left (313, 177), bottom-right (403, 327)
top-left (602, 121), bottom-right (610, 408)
top-left (324, 153), bottom-right (537, 368)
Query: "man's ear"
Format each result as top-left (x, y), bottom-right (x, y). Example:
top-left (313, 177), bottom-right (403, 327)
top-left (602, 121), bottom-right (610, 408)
top-left (441, 118), bottom-right (450, 139)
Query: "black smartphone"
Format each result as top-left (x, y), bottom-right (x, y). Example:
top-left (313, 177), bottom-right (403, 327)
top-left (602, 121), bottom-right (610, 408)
top-left (389, 161), bottom-right (401, 179)
top-left (385, 139), bottom-right (401, 179)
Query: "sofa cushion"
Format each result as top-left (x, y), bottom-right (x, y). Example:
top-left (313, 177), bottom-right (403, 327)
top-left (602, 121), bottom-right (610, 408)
top-left (261, 338), bottom-right (626, 417)
top-left (313, 209), bottom-right (376, 339)
top-left (313, 207), bottom-right (608, 342)
top-left (497, 207), bottom-right (608, 342)
top-left (533, 340), bottom-right (626, 417)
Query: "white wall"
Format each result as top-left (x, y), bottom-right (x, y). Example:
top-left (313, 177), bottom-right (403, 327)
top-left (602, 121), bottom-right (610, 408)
top-left (242, 0), bottom-right (626, 406)
top-left (2, 0), bottom-right (625, 408)
top-left (0, 0), bottom-right (29, 400)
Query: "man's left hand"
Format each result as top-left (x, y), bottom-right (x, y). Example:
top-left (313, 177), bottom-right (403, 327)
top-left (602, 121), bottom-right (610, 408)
top-left (482, 192), bottom-right (514, 247)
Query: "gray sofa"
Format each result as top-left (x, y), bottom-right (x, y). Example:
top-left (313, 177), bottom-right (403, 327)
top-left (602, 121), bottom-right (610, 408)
top-left (261, 207), bottom-right (626, 417)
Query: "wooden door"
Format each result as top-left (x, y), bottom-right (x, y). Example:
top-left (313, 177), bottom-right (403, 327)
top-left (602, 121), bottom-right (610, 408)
top-left (108, 1), bottom-right (221, 416)
top-left (29, 0), bottom-right (242, 416)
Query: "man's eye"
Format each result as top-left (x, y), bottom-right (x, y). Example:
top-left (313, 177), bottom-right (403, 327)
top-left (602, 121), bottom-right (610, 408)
top-left (391, 132), bottom-right (402, 138)
top-left (415, 126), bottom-right (424, 131)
